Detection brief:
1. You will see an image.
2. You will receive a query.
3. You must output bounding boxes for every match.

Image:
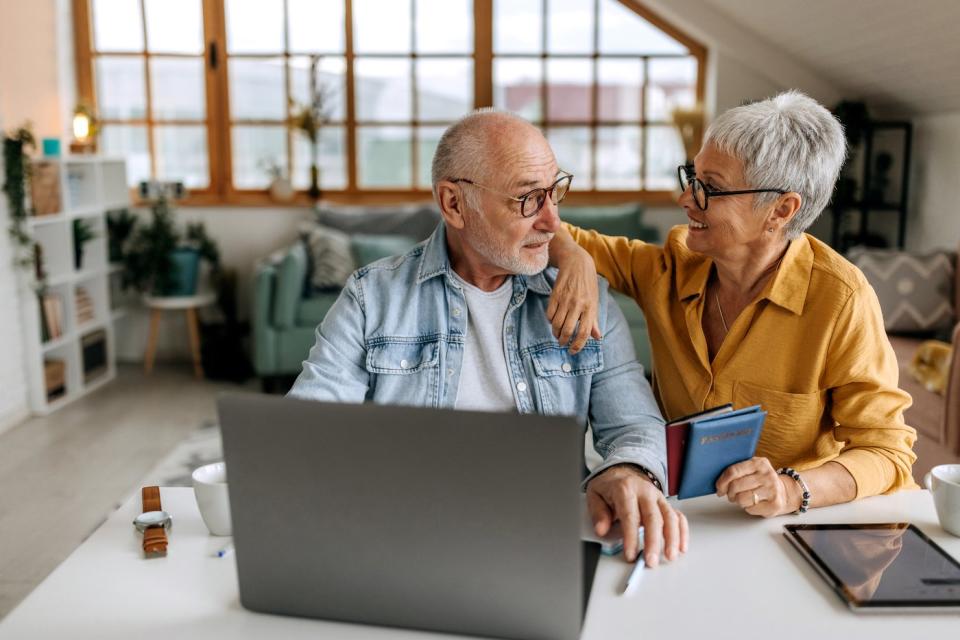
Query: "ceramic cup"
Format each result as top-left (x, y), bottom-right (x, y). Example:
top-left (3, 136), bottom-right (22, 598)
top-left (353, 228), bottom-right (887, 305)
top-left (924, 464), bottom-right (960, 538)
top-left (192, 462), bottom-right (232, 536)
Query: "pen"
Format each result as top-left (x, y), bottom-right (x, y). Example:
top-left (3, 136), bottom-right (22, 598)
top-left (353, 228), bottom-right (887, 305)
top-left (621, 557), bottom-right (646, 595)
top-left (215, 543), bottom-right (234, 558)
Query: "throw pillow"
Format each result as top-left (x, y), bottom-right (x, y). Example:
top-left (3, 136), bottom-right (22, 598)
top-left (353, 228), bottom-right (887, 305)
top-left (848, 248), bottom-right (956, 334)
top-left (304, 223), bottom-right (355, 291)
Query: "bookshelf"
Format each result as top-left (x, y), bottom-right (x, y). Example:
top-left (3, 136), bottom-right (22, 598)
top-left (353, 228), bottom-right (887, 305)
top-left (18, 156), bottom-right (129, 415)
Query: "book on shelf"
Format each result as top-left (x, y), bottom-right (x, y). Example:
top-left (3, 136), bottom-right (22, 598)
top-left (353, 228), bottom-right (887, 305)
top-left (39, 293), bottom-right (64, 341)
top-left (81, 329), bottom-right (108, 383)
top-left (75, 286), bottom-right (95, 325)
top-left (43, 359), bottom-right (66, 401)
top-left (31, 161), bottom-right (62, 217)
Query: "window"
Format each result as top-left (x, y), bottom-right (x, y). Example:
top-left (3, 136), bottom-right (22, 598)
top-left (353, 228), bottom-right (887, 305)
top-left (74, 0), bottom-right (704, 204)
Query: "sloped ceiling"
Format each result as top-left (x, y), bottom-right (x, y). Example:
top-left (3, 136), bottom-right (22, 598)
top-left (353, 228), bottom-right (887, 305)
top-left (699, 0), bottom-right (960, 116)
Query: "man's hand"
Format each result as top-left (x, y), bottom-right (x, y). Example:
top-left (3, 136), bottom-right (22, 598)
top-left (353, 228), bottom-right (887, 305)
top-left (586, 465), bottom-right (688, 567)
top-left (546, 229), bottom-right (601, 354)
top-left (715, 456), bottom-right (801, 517)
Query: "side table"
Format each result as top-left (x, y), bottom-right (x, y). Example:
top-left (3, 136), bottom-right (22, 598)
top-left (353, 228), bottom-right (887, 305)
top-left (143, 292), bottom-right (217, 378)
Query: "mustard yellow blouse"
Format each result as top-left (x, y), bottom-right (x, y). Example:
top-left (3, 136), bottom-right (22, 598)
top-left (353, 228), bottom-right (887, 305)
top-left (566, 224), bottom-right (918, 497)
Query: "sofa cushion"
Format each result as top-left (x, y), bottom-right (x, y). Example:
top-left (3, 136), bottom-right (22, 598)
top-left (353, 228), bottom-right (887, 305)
top-left (848, 248), bottom-right (956, 335)
top-left (314, 205), bottom-right (441, 241)
top-left (296, 291), bottom-right (340, 327)
top-left (561, 205), bottom-right (656, 241)
top-left (274, 242), bottom-right (308, 329)
top-left (304, 224), bottom-right (356, 292)
top-left (351, 234), bottom-right (418, 267)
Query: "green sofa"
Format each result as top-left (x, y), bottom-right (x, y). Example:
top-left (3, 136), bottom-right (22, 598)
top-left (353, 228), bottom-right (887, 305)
top-left (252, 205), bottom-right (659, 391)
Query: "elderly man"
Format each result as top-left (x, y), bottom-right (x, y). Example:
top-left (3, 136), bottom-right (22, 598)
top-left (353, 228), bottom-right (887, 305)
top-left (289, 110), bottom-right (687, 566)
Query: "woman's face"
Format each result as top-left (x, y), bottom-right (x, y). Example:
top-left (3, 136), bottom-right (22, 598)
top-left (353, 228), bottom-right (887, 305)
top-left (679, 143), bottom-right (772, 260)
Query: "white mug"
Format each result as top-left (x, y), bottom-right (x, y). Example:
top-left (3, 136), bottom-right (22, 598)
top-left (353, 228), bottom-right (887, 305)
top-left (924, 464), bottom-right (960, 538)
top-left (192, 462), bottom-right (232, 536)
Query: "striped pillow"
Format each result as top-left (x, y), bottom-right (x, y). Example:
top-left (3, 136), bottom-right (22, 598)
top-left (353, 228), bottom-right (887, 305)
top-left (305, 224), bottom-right (356, 292)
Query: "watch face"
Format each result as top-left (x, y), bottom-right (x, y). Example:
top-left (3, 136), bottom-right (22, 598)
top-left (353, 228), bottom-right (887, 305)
top-left (134, 510), bottom-right (171, 531)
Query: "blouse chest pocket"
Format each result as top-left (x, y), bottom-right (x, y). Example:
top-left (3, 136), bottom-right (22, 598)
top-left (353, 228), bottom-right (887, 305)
top-left (366, 340), bottom-right (439, 374)
top-left (530, 343), bottom-right (603, 378)
top-left (733, 380), bottom-right (826, 466)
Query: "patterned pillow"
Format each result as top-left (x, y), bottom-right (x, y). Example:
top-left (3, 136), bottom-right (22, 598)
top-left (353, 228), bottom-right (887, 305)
top-left (848, 248), bottom-right (956, 334)
top-left (304, 223), bottom-right (356, 292)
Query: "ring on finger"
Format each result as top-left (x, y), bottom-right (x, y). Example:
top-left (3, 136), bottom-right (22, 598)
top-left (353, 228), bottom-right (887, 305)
top-left (752, 491), bottom-right (759, 506)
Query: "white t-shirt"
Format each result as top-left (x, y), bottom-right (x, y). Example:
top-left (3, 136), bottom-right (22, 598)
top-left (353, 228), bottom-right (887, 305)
top-left (450, 272), bottom-right (517, 413)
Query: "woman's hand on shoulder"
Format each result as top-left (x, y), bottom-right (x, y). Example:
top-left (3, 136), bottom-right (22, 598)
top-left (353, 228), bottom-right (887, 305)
top-left (547, 230), bottom-right (602, 354)
top-left (715, 457), bottom-right (801, 517)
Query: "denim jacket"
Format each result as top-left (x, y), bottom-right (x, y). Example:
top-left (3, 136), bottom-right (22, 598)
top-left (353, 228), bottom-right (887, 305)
top-left (289, 224), bottom-right (666, 487)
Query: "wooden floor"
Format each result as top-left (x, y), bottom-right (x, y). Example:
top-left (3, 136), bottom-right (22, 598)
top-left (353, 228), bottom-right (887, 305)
top-left (0, 364), bottom-right (253, 620)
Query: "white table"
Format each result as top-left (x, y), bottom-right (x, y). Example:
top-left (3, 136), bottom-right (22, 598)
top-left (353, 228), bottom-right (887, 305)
top-left (143, 292), bottom-right (216, 378)
top-left (1, 489), bottom-right (956, 639)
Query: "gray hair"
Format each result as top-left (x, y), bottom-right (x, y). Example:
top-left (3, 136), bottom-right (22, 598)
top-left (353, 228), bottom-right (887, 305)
top-left (703, 91), bottom-right (847, 240)
top-left (430, 108), bottom-right (531, 210)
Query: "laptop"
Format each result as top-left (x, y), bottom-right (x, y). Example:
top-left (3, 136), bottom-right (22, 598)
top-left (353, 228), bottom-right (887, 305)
top-left (217, 392), bottom-right (600, 640)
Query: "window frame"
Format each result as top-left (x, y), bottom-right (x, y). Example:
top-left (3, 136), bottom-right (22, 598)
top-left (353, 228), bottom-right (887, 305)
top-left (73, 0), bottom-right (705, 207)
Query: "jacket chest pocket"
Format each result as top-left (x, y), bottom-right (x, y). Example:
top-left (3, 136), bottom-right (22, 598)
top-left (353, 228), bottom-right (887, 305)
top-left (529, 343), bottom-right (602, 415)
top-left (366, 339), bottom-right (441, 406)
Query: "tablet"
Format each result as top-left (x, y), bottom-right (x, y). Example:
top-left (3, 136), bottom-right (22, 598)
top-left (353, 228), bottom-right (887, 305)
top-left (784, 523), bottom-right (960, 612)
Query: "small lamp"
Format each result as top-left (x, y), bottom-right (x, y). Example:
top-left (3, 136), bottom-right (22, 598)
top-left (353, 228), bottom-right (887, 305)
top-left (70, 105), bottom-right (97, 154)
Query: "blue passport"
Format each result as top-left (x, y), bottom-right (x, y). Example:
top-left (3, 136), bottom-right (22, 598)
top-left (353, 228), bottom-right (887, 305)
top-left (676, 405), bottom-right (766, 500)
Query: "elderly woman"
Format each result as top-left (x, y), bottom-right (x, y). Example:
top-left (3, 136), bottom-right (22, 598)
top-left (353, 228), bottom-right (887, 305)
top-left (549, 91), bottom-right (917, 517)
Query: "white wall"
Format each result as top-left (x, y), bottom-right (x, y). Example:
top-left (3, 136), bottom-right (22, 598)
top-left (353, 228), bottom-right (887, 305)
top-left (907, 110), bottom-right (960, 253)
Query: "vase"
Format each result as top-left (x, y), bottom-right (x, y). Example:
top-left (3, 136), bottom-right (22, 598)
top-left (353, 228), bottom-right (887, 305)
top-left (161, 248), bottom-right (200, 296)
top-left (308, 163), bottom-right (321, 201)
top-left (269, 176), bottom-right (295, 203)
top-left (74, 246), bottom-right (85, 271)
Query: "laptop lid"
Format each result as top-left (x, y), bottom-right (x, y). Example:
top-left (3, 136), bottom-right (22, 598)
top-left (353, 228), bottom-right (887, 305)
top-left (218, 392), bottom-right (590, 640)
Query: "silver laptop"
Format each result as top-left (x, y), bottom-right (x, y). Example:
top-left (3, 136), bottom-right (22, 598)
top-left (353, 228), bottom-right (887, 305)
top-left (217, 392), bottom-right (600, 640)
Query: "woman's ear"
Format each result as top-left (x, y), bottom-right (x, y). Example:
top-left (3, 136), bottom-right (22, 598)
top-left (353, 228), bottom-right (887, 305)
top-left (767, 192), bottom-right (802, 234)
top-left (437, 181), bottom-right (467, 230)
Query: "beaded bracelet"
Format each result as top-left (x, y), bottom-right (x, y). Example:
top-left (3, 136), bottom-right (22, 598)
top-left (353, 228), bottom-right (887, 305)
top-left (629, 464), bottom-right (664, 493)
top-left (778, 467), bottom-right (811, 513)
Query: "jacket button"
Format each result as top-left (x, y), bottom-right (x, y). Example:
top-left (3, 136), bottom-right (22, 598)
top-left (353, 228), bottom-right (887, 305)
top-left (516, 382), bottom-right (527, 392)
top-left (561, 363), bottom-right (572, 373)
top-left (452, 308), bottom-right (461, 317)
top-left (400, 359), bottom-right (409, 369)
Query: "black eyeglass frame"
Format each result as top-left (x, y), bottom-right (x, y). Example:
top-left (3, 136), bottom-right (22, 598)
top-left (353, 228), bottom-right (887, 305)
top-left (678, 164), bottom-right (789, 211)
top-left (451, 172), bottom-right (574, 218)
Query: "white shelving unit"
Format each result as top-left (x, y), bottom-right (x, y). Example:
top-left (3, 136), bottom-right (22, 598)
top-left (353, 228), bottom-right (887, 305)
top-left (18, 156), bottom-right (130, 415)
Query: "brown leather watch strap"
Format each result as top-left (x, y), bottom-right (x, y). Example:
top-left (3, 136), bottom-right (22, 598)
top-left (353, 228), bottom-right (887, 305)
top-left (141, 486), bottom-right (168, 557)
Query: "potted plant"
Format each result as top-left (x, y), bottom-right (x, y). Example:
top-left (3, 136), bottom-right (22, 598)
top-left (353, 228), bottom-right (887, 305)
top-left (122, 197), bottom-right (220, 296)
top-left (106, 208), bottom-right (137, 263)
top-left (289, 55), bottom-right (335, 201)
top-left (72, 218), bottom-right (96, 270)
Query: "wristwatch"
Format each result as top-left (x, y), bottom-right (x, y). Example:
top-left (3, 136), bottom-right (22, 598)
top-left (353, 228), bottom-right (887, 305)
top-left (133, 486), bottom-right (171, 557)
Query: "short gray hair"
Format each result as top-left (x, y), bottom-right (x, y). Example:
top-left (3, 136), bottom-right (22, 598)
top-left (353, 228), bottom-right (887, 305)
top-left (431, 108), bottom-right (530, 210)
top-left (704, 91), bottom-right (847, 239)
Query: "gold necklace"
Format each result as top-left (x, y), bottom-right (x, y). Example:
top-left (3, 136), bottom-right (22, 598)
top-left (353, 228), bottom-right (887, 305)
top-left (715, 291), bottom-right (729, 334)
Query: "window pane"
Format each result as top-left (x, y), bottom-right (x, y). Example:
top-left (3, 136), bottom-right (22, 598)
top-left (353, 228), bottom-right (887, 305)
top-left (92, 0), bottom-right (143, 51)
top-left (289, 0), bottom-right (344, 53)
top-left (416, 0), bottom-right (472, 53)
top-left (290, 57), bottom-right (346, 122)
top-left (293, 126), bottom-right (347, 190)
top-left (100, 125), bottom-right (149, 187)
top-left (225, 0), bottom-right (284, 54)
top-left (596, 126), bottom-right (641, 189)
top-left (416, 59), bottom-right (472, 121)
top-left (645, 125), bottom-right (685, 190)
top-left (354, 0), bottom-right (411, 53)
top-left (232, 126), bottom-right (287, 189)
top-left (598, 59), bottom-right (643, 122)
top-left (154, 126), bottom-right (209, 189)
top-left (494, 58), bottom-right (542, 121)
top-left (416, 126), bottom-right (445, 189)
top-left (358, 127), bottom-right (413, 187)
top-left (229, 58), bottom-right (286, 120)
top-left (96, 57), bottom-right (147, 119)
top-left (647, 57), bottom-right (698, 121)
top-left (150, 58), bottom-right (205, 120)
top-left (355, 59), bottom-right (412, 122)
top-left (494, 0), bottom-right (541, 54)
top-left (547, 127), bottom-right (592, 189)
top-left (547, 58), bottom-right (592, 122)
top-left (547, 0), bottom-right (594, 54)
top-left (598, 0), bottom-right (687, 55)
top-left (144, 0), bottom-right (203, 54)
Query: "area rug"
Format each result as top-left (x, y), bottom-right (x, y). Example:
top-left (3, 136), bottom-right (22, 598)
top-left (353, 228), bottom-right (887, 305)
top-left (138, 420), bottom-right (223, 488)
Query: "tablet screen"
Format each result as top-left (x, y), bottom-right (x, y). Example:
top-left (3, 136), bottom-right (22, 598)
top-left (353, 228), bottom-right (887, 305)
top-left (785, 523), bottom-right (960, 608)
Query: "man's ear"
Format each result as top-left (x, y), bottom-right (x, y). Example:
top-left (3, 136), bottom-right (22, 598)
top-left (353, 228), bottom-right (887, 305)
top-left (767, 191), bottom-right (802, 234)
top-left (437, 181), bottom-right (468, 230)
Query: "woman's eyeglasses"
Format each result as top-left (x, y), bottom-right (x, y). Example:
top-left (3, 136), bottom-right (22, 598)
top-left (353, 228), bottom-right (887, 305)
top-left (678, 164), bottom-right (788, 211)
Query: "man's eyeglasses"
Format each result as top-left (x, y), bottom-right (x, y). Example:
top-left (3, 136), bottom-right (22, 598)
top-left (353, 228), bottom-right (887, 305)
top-left (452, 172), bottom-right (573, 218)
top-left (678, 164), bottom-right (788, 211)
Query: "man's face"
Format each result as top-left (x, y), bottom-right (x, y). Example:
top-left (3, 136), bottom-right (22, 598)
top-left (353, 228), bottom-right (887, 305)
top-left (462, 129), bottom-right (562, 276)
